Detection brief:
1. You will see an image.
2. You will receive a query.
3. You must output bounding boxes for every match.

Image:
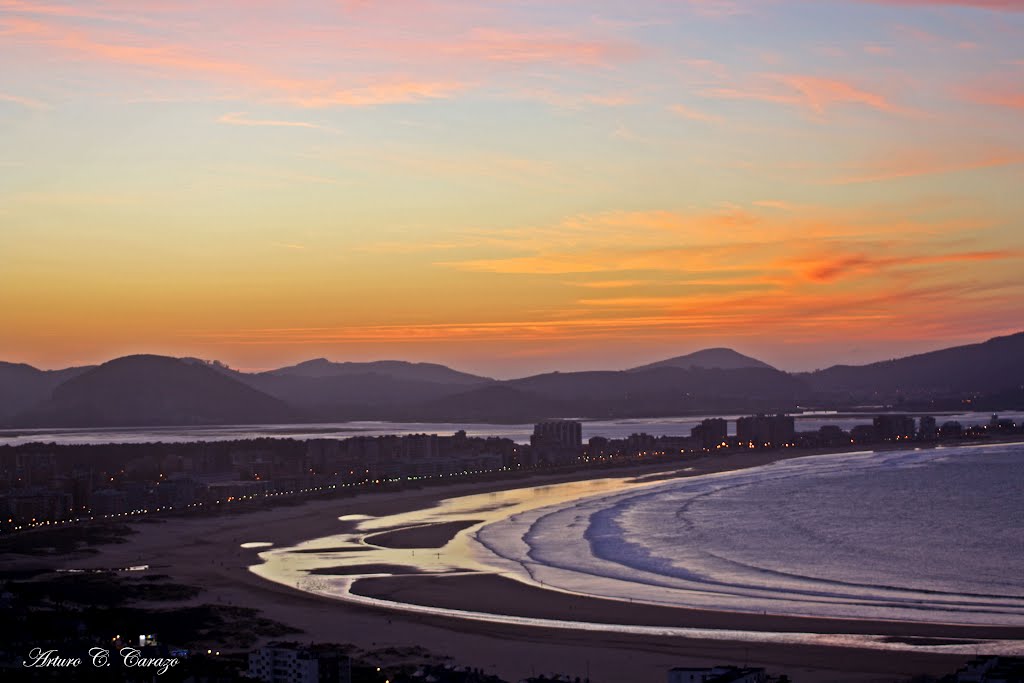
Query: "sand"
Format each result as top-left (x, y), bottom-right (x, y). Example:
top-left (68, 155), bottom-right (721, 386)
top-left (3, 449), bottom-right (1005, 682)
top-left (350, 573), bottom-right (1024, 641)
top-left (364, 520), bottom-right (485, 549)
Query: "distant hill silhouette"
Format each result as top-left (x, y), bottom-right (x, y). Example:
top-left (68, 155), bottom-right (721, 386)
top-left (228, 359), bottom-right (494, 420)
top-left (1, 333), bottom-right (1022, 428)
top-left (804, 331), bottom-right (1024, 402)
top-left (0, 362), bottom-right (92, 421)
top-left (16, 355), bottom-right (291, 427)
top-left (629, 348), bottom-right (774, 372)
top-left (266, 358), bottom-right (490, 384)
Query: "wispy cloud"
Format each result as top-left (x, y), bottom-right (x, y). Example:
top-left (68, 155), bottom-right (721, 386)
top-left (788, 249), bottom-right (1022, 283)
top-left (441, 28), bottom-right (639, 66)
top-left (960, 87), bottom-right (1024, 111)
top-left (0, 91), bottom-right (50, 109)
top-left (669, 103), bottom-right (722, 123)
top-left (217, 112), bottom-right (331, 130)
top-left (703, 73), bottom-right (908, 116)
top-left (831, 146), bottom-right (1024, 183)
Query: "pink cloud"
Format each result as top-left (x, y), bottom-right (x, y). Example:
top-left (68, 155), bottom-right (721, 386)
top-left (0, 4), bottom-right (640, 110)
top-left (961, 87), bottom-right (1024, 110)
top-left (0, 91), bottom-right (49, 108)
top-left (669, 103), bottom-right (722, 123)
top-left (702, 73), bottom-right (906, 116)
top-left (442, 28), bottom-right (638, 66)
top-left (217, 112), bottom-right (327, 129)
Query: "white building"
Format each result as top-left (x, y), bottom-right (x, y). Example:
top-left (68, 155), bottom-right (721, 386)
top-left (668, 666), bottom-right (767, 683)
top-left (248, 644), bottom-right (350, 683)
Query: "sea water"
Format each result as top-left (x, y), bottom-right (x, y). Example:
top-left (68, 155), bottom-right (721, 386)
top-left (474, 443), bottom-right (1024, 625)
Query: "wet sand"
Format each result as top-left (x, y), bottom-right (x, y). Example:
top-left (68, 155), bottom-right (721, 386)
top-left (364, 520), bottom-right (484, 549)
top-left (352, 572), bottom-right (1024, 640)
top-left (1, 449), bottom-right (1002, 682)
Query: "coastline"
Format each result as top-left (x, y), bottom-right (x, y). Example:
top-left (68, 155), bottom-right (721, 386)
top-left (6, 445), bottom-right (1019, 682)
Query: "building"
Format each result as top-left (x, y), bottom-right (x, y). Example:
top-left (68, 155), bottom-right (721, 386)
top-left (248, 644), bottom-right (351, 683)
top-left (940, 420), bottom-right (964, 438)
top-left (0, 488), bottom-right (73, 523)
top-left (691, 418), bottom-right (728, 450)
top-left (989, 414), bottom-right (1017, 433)
top-left (918, 415), bottom-right (938, 440)
top-left (90, 488), bottom-right (129, 516)
top-left (850, 424), bottom-right (878, 443)
top-left (531, 420), bottom-right (583, 449)
top-left (817, 425), bottom-right (848, 446)
top-left (873, 414), bottom-right (916, 441)
top-left (668, 666), bottom-right (767, 683)
top-left (736, 414), bottom-right (795, 447)
top-left (626, 432), bottom-right (657, 455)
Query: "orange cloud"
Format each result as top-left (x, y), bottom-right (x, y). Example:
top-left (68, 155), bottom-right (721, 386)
top-left (669, 103), bottom-right (722, 123)
top-left (217, 112), bottom-right (329, 129)
top-left (278, 80), bottom-right (468, 108)
top-left (788, 249), bottom-right (1022, 283)
top-left (442, 28), bottom-right (638, 66)
top-left (703, 73), bottom-right (907, 116)
top-left (0, 91), bottom-right (49, 109)
top-left (961, 87), bottom-right (1024, 110)
top-left (832, 146), bottom-right (1024, 183)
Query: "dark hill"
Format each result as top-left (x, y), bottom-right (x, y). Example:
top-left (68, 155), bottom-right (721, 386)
top-left (266, 359), bottom-right (490, 385)
top-left (630, 348), bottom-right (774, 372)
top-left (231, 359), bottom-right (494, 419)
top-left (240, 372), bottom-right (494, 420)
top-left (0, 362), bottom-right (92, 423)
top-left (423, 366), bottom-right (809, 421)
top-left (805, 331), bottom-right (1024, 401)
top-left (17, 355), bottom-right (292, 427)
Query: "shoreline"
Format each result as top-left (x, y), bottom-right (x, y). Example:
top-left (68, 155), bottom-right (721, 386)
top-left (260, 443), bottom-right (1024, 646)
top-left (6, 445), bottom-right (1020, 682)
top-left (349, 573), bottom-right (1024, 641)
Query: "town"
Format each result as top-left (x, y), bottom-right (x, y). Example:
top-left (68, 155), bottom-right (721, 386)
top-left (2, 413), bottom-right (1021, 533)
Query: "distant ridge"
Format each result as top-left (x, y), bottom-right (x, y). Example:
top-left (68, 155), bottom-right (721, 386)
top-left (265, 358), bottom-right (491, 385)
top-left (1, 332), bottom-right (1022, 428)
top-left (804, 331), bottom-right (1024, 399)
top-left (16, 355), bottom-right (291, 427)
top-left (0, 361), bottom-right (93, 421)
top-left (630, 348), bottom-right (774, 372)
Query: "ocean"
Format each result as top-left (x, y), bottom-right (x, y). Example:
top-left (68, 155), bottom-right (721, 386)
top-left (474, 443), bottom-right (1024, 625)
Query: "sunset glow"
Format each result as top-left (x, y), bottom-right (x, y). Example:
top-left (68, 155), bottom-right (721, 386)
top-left (2, 0), bottom-right (1022, 376)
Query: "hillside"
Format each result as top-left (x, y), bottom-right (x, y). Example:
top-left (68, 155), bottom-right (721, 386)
top-left (805, 332), bottom-right (1024, 402)
top-left (2, 332), bottom-right (1022, 428)
top-left (265, 358), bottom-right (490, 385)
top-left (16, 355), bottom-right (292, 427)
top-left (630, 348), bottom-right (774, 372)
top-left (0, 362), bottom-right (93, 421)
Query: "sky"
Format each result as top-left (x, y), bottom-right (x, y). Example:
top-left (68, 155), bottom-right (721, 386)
top-left (1, 0), bottom-right (1022, 378)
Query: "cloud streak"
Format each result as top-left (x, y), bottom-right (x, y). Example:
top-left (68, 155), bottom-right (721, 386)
top-left (217, 112), bottom-right (329, 130)
top-left (0, 91), bottom-right (49, 109)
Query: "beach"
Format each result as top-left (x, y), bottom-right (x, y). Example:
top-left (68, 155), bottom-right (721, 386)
top-left (7, 448), bottom-right (1015, 682)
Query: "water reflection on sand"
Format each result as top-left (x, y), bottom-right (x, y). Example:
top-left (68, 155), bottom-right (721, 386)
top-left (250, 464), bottom-right (1024, 656)
top-left (254, 476), bottom-right (634, 582)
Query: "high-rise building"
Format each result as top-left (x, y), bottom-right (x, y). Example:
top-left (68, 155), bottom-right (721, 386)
top-left (248, 644), bottom-right (351, 683)
top-left (531, 420), bottom-right (583, 449)
top-left (691, 418), bottom-right (728, 449)
top-left (873, 414), bottom-right (916, 441)
top-left (736, 414), bottom-right (795, 447)
top-left (918, 416), bottom-right (938, 440)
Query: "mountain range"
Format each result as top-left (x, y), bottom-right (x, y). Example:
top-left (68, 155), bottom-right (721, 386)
top-left (2, 333), bottom-right (1022, 428)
